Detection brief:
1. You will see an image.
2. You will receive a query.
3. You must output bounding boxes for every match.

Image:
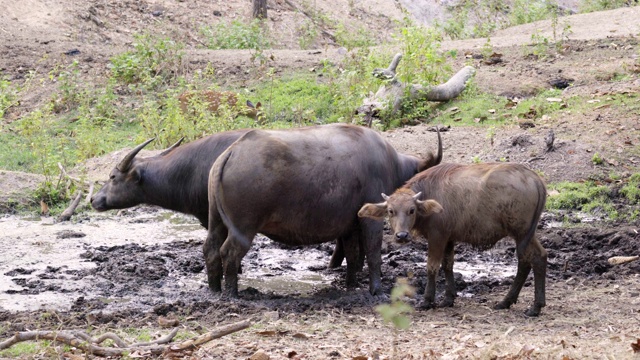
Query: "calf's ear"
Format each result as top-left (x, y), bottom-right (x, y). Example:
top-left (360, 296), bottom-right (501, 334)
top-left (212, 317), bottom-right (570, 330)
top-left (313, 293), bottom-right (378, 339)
top-left (417, 199), bottom-right (442, 216)
top-left (358, 202), bottom-right (387, 220)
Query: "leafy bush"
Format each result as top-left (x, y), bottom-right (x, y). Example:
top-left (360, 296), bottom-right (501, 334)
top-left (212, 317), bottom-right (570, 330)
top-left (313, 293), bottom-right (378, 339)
top-left (201, 20), bottom-right (270, 50)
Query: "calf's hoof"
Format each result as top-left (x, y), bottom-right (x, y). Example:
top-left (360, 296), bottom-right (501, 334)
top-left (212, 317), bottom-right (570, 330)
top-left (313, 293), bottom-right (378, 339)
top-left (368, 281), bottom-right (383, 296)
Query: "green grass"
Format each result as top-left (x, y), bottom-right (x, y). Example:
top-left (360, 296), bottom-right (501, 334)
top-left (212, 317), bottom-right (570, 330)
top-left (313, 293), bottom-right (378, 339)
top-left (200, 19), bottom-right (270, 50)
top-left (0, 342), bottom-right (41, 358)
top-left (547, 180), bottom-right (618, 219)
top-left (620, 173), bottom-right (640, 204)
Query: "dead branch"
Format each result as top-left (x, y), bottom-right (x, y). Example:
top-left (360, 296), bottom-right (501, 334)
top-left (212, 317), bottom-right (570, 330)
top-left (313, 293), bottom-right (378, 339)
top-left (0, 320), bottom-right (251, 357)
top-left (85, 182), bottom-right (95, 204)
top-left (57, 191), bottom-right (83, 222)
top-left (58, 162), bottom-right (82, 183)
top-left (169, 320), bottom-right (252, 351)
top-left (358, 53), bottom-right (475, 119)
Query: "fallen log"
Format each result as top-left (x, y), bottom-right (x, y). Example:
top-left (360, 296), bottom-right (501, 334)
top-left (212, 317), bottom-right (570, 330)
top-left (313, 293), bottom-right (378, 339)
top-left (0, 320), bottom-right (251, 357)
top-left (357, 53), bottom-right (475, 124)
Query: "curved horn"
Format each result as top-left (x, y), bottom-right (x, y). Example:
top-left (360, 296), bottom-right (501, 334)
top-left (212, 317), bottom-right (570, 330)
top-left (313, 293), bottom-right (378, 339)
top-left (158, 137), bottom-right (184, 157)
top-left (117, 138), bottom-right (155, 172)
top-left (381, 193), bottom-right (390, 201)
top-left (434, 126), bottom-right (442, 165)
top-left (412, 192), bottom-right (422, 200)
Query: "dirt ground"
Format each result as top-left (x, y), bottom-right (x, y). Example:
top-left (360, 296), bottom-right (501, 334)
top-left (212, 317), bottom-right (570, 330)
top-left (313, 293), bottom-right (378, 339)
top-left (1, 0), bottom-right (640, 359)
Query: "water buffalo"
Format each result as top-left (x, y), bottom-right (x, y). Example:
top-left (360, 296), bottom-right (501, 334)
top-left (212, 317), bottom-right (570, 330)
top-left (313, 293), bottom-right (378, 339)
top-left (358, 163), bottom-right (548, 316)
top-left (206, 124), bottom-right (442, 297)
top-left (90, 130), bottom-right (252, 227)
top-left (89, 128), bottom-right (437, 275)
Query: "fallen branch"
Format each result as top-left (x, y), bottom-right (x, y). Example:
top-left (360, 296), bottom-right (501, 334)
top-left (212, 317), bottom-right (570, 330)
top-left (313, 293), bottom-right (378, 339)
top-left (0, 320), bottom-right (251, 357)
top-left (57, 191), bottom-right (83, 222)
top-left (85, 182), bottom-right (95, 204)
top-left (58, 162), bottom-right (82, 183)
top-left (357, 54), bottom-right (475, 119)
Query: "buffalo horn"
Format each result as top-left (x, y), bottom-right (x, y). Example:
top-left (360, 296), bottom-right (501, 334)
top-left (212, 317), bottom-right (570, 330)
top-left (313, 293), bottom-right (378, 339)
top-left (412, 192), bottom-right (422, 200)
top-left (381, 193), bottom-right (390, 201)
top-left (158, 137), bottom-right (185, 157)
top-left (117, 138), bottom-right (155, 172)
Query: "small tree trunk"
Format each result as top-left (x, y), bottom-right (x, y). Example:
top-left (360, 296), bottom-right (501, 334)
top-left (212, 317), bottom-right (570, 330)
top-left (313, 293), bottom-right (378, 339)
top-left (253, 0), bottom-right (267, 19)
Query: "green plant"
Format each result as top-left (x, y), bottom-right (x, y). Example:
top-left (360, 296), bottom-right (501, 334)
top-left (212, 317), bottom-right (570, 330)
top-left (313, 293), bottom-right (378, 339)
top-left (109, 33), bottom-right (185, 87)
top-left (546, 181), bottom-right (616, 216)
top-left (620, 173), bottom-right (640, 204)
top-left (472, 155), bottom-right (482, 164)
top-left (297, 19), bottom-right (319, 49)
top-left (0, 72), bottom-right (19, 118)
top-left (579, 0), bottom-right (632, 12)
top-left (592, 152), bottom-right (603, 165)
top-left (200, 20), bottom-right (270, 50)
top-left (375, 278), bottom-right (416, 358)
top-left (509, 0), bottom-right (552, 25)
top-left (0, 342), bottom-right (40, 357)
top-left (334, 23), bottom-right (376, 50)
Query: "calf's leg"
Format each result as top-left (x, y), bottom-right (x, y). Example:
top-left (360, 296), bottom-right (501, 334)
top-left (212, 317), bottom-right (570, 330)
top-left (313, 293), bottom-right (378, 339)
top-left (525, 238), bottom-right (547, 317)
top-left (421, 241), bottom-right (445, 309)
top-left (439, 241), bottom-right (456, 307)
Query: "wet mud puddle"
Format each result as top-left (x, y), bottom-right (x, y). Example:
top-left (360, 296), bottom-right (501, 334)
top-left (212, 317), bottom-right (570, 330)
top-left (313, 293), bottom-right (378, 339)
top-left (0, 208), bottom-right (522, 313)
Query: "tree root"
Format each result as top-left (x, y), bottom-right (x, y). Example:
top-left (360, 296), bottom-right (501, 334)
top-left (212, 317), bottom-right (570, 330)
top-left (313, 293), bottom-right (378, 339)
top-left (0, 320), bottom-right (251, 357)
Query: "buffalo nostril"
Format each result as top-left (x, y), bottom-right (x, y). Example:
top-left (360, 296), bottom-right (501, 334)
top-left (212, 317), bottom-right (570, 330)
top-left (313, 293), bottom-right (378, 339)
top-left (396, 232), bottom-right (409, 240)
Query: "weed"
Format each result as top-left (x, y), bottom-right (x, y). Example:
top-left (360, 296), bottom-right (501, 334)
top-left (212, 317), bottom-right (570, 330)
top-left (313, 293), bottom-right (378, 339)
top-left (509, 0), bottom-right (551, 25)
top-left (297, 20), bottom-right (319, 49)
top-left (547, 181), bottom-right (617, 218)
top-left (376, 278), bottom-right (416, 358)
top-left (0, 72), bottom-right (19, 118)
top-left (109, 33), bottom-right (185, 87)
top-left (620, 173), bottom-right (640, 204)
top-left (201, 19), bottom-right (270, 50)
top-left (592, 152), bottom-right (603, 165)
top-left (580, 0), bottom-right (633, 12)
top-left (334, 23), bottom-right (376, 50)
top-left (472, 155), bottom-right (482, 164)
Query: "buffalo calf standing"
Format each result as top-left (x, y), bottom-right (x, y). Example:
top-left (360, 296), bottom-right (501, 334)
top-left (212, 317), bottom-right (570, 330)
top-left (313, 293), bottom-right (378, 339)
top-left (358, 163), bottom-right (548, 316)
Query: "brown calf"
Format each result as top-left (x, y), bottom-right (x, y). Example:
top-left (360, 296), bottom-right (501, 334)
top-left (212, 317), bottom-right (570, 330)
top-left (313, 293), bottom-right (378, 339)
top-left (177, 90), bottom-right (262, 121)
top-left (358, 162), bottom-right (548, 316)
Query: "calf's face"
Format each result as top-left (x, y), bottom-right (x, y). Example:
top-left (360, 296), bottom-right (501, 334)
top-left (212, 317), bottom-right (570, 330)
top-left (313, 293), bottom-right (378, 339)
top-left (358, 190), bottom-right (442, 242)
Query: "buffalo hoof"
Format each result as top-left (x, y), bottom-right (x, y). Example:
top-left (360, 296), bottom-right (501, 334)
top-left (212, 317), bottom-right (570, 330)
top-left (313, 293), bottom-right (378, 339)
top-left (524, 305), bottom-right (542, 317)
top-left (418, 301), bottom-right (436, 310)
top-left (439, 298), bottom-right (455, 308)
top-left (368, 283), bottom-right (383, 296)
top-left (494, 301), bottom-right (513, 310)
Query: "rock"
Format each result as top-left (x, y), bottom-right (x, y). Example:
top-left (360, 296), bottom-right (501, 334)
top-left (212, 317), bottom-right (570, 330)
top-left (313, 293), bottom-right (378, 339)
top-left (250, 349), bottom-right (270, 360)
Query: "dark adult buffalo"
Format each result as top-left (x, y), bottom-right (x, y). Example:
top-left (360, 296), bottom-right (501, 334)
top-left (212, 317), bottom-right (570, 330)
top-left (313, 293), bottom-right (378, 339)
top-left (358, 163), bottom-right (548, 316)
top-left (206, 124), bottom-right (442, 297)
top-left (90, 130), bottom-right (251, 227)
top-left (90, 130), bottom-right (369, 269)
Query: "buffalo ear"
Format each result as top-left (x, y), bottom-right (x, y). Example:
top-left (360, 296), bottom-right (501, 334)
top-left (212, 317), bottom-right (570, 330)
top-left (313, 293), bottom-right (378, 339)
top-left (416, 199), bottom-right (442, 217)
top-left (358, 202), bottom-right (387, 220)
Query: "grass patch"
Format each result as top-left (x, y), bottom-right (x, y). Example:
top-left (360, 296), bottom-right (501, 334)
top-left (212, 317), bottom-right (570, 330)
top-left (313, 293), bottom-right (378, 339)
top-left (200, 19), bottom-right (270, 50)
top-left (0, 342), bottom-right (41, 358)
top-left (547, 180), bottom-right (618, 219)
top-left (620, 173), bottom-right (640, 204)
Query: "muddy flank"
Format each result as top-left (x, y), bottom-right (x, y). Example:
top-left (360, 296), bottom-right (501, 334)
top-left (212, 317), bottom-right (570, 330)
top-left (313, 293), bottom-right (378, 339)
top-left (1, 206), bottom-right (639, 358)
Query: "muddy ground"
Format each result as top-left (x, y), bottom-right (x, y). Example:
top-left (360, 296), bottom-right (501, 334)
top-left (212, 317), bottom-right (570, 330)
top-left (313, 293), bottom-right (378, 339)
top-left (1, 0), bottom-right (640, 359)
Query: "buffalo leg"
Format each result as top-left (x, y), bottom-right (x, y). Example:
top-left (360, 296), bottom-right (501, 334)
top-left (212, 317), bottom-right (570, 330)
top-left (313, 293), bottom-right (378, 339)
top-left (329, 236), bottom-right (365, 271)
top-left (360, 219), bottom-right (383, 295)
top-left (439, 241), bottom-right (456, 308)
top-left (342, 233), bottom-right (360, 288)
top-left (525, 239), bottom-right (547, 317)
top-left (421, 240), bottom-right (445, 309)
top-left (204, 210), bottom-right (228, 292)
top-left (219, 232), bottom-right (254, 298)
top-left (328, 239), bottom-right (345, 268)
top-left (495, 238), bottom-right (533, 310)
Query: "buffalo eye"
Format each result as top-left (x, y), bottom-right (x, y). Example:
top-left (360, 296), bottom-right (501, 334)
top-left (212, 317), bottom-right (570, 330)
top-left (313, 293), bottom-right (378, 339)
top-left (109, 175), bottom-right (116, 180)
top-left (388, 209), bottom-right (394, 216)
top-left (409, 207), bottom-right (415, 215)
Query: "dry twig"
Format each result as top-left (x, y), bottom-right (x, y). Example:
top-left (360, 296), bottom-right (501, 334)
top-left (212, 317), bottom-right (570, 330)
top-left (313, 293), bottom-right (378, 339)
top-left (57, 191), bottom-right (83, 222)
top-left (0, 320), bottom-right (251, 357)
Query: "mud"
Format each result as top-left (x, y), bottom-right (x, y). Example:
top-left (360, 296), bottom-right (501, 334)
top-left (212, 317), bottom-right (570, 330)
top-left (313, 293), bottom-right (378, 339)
top-left (1, 207), bottom-right (638, 334)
